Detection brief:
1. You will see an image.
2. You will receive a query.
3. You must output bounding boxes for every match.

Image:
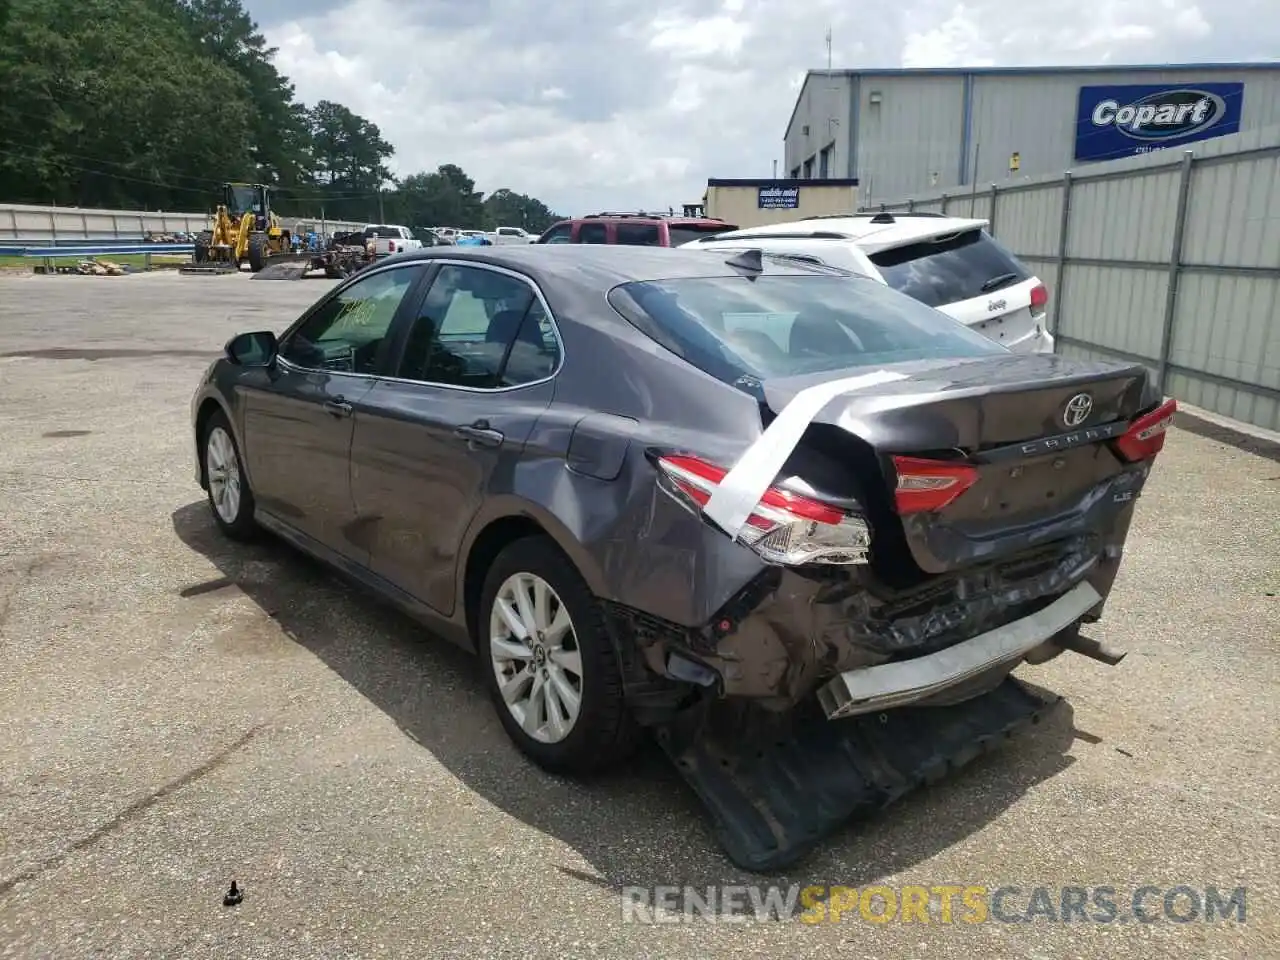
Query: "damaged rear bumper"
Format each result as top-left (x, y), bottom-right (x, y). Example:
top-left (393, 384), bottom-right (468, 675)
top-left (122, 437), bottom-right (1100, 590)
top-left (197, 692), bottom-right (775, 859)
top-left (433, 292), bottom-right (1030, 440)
top-left (607, 528), bottom-right (1129, 715)
top-left (816, 580), bottom-right (1102, 719)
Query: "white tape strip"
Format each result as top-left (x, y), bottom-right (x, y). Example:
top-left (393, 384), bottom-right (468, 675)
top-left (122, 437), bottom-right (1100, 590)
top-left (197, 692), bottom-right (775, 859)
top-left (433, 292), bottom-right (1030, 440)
top-left (702, 370), bottom-right (909, 537)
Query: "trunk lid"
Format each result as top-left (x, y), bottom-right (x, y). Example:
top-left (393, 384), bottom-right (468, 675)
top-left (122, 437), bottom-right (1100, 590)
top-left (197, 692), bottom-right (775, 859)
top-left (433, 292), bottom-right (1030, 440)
top-left (763, 354), bottom-right (1159, 574)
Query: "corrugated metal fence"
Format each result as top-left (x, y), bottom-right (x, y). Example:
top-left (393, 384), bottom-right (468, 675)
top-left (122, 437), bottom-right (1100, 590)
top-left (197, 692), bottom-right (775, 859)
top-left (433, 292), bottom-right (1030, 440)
top-left (0, 202), bottom-right (365, 244)
top-left (862, 126), bottom-right (1280, 433)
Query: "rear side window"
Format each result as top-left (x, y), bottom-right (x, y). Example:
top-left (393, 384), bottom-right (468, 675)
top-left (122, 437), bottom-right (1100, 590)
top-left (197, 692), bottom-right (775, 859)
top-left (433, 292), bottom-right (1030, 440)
top-left (869, 229), bottom-right (1032, 309)
top-left (607, 275), bottom-right (1005, 389)
top-left (668, 224), bottom-right (736, 246)
top-left (578, 222), bottom-right (608, 244)
top-left (616, 223), bottom-right (662, 246)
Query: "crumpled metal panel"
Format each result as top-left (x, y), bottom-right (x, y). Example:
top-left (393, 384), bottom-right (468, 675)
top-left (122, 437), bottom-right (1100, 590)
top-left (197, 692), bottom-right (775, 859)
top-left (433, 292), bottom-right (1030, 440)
top-left (656, 676), bottom-right (1059, 872)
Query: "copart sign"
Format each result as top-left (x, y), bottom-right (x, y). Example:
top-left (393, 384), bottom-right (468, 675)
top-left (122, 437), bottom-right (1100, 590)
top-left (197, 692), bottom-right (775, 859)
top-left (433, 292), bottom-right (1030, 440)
top-left (1074, 83), bottom-right (1243, 162)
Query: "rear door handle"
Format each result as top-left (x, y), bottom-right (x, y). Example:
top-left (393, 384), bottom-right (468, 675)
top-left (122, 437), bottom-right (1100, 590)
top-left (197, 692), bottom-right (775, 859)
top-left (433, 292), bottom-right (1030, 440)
top-left (324, 397), bottom-right (353, 417)
top-left (453, 419), bottom-right (504, 448)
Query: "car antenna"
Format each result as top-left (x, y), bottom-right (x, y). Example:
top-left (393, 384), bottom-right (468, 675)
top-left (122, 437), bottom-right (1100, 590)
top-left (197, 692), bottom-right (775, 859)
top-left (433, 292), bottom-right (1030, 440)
top-left (724, 248), bottom-right (764, 276)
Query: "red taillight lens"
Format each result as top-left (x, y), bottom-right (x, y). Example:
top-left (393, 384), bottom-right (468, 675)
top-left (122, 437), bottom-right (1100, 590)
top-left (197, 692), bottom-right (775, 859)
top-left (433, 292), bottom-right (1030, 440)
top-left (1029, 283), bottom-right (1049, 313)
top-left (655, 454), bottom-right (870, 565)
top-left (1113, 398), bottom-right (1176, 462)
top-left (388, 241), bottom-right (397, 253)
top-left (891, 456), bottom-right (979, 514)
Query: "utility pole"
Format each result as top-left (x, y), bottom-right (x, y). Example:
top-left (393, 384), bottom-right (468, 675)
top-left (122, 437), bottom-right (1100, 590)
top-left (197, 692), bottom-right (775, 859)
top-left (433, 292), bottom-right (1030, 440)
top-left (377, 186), bottom-right (385, 223)
top-left (825, 28), bottom-right (832, 70)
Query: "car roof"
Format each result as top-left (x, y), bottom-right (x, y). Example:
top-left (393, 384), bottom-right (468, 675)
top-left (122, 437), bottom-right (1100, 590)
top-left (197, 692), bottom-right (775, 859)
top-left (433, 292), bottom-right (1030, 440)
top-left (693, 213), bottom-right (990, 254)
top-left (553, 215), bottom-right (735, 228)
top-left (387, 244), bottom-right (848, 287)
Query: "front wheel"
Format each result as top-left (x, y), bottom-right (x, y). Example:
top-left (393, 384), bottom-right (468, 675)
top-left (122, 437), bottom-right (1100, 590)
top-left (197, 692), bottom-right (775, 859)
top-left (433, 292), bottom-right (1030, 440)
top-left (479, 536), bottom-right (640, 775)
top-left (202, 411), bottom-right (257, 539)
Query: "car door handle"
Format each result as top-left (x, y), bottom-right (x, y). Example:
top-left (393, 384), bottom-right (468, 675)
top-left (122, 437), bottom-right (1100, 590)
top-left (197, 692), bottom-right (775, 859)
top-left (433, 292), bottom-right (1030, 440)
top-left (324, 398), bottom-right (353, 417)
top-left (453, 420), bottom-right (504, 448)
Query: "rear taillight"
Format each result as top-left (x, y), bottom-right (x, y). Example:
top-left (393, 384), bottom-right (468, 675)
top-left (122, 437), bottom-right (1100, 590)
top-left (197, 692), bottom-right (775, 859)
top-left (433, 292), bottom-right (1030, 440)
top-left (1113, 398), bottom-right (1176, 462)
top-left (654, 454), bottom-right (871, 565)
top-left (891, 456), bottom-right (979, 514)
top-left (388, 241), bottom-right (397, 253)
top-left (1029, 283), bottom-right (1048, 314)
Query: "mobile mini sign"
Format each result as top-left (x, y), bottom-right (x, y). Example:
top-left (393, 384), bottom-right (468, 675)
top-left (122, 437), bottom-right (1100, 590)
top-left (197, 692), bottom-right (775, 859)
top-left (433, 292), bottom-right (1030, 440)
top-left (1074, 83), bottom-right (1244, 162)
top-left (758, 186), bottom-right (800, 209)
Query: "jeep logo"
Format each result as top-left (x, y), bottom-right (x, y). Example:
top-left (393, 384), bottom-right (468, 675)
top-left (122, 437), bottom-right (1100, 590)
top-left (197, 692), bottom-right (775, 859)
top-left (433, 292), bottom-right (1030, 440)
top-left (988, 299), bottom-right (1007, 313)
top-left (1091, 89), bottom-right (1226, 142)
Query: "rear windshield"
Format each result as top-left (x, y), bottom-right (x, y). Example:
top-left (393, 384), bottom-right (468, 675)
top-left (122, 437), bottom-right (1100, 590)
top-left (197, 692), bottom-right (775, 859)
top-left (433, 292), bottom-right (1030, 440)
top-left (366, 225), bottom-right (403, 238)
top-left (869, 229), bottom-right (1032, 308)
top-left (607, 275), bottom-right (1006, 387)
top-left (668, 224), bottom-right (737, 247)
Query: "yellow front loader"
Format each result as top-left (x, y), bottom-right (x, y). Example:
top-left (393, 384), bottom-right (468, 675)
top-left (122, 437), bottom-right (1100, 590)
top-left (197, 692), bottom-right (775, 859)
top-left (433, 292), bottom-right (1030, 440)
top-left (186, 182), bottom-right (294, 273)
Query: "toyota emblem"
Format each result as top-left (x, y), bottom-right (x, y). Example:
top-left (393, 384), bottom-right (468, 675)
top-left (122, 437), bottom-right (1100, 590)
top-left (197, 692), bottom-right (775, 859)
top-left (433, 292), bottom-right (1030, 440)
top-left (1063, 393), bottom-right (1094, 427)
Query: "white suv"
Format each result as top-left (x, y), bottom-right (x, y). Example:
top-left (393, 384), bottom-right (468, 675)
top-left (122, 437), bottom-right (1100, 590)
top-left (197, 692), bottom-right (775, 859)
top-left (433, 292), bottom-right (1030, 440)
top-left (680, 213), bottom-right (1053, 354)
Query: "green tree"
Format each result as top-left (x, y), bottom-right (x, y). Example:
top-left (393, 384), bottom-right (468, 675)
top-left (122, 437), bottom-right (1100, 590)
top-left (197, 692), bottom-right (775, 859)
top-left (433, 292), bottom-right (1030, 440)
top-left (166, 0), bottom-right (313, 192)
top-left (482, 188), bottom-right (561, 232)
top-left (0, 0), bottom-right (253, 208)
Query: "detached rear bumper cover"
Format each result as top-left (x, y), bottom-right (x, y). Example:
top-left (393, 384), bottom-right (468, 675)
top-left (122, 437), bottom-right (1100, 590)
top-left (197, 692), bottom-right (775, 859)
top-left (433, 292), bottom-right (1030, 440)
top-left (817, 580), bottom-right (1102, 719)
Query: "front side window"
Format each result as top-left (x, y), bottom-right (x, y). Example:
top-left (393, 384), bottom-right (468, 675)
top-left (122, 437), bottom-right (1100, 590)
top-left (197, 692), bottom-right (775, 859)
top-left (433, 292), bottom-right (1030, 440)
top-left (281, 266), bottom-right (421, 374)
top-left (397, 265), bottom-right (561, 388)
top-left (539, 223), bottom-right (572, 244)
top-left (607, 273), bottom-right (1006, 390)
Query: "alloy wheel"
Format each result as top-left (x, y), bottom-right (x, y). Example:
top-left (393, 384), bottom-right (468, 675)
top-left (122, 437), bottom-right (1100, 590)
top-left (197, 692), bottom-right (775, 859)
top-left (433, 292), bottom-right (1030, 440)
top-left (488, 572), bottom-right (584, 744)
top-left (205, 425), bottom-right (242, 524)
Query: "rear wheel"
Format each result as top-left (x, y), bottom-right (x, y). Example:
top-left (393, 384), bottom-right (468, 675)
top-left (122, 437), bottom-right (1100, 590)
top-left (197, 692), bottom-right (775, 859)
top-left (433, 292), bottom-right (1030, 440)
top-left (202, 411), bottom-right (257, 539)
top-left (479, 536), bottom-right (639, 775)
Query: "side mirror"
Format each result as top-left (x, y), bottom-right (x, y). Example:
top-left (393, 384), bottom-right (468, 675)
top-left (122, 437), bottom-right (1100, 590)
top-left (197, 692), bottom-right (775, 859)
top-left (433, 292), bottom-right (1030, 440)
top-left (224, 330), bottom-right (278, 367)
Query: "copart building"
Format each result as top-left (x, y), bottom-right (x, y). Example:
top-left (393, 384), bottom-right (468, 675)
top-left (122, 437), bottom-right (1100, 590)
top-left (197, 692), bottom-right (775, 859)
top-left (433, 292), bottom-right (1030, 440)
top-left (784, 62), bottom-right (1280, 206)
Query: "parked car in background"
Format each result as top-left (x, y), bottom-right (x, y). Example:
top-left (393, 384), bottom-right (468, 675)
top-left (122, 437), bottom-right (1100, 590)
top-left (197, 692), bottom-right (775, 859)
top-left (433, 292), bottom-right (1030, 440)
top-left (536, 212), bottom-right (738, 247)
top-left (192, 243), bottom-right (1174, 869)
top-left (680, 212), bottom-right (1054, 354)
top-left (493, 226), bottom-right (536, 245)
top-left (363, 224), bottom-right (423, 258)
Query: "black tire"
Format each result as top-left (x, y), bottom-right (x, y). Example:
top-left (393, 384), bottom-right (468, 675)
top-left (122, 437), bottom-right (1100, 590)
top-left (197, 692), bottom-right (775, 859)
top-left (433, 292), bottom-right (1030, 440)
top-left (201, 410), bottom-right (258, 540)
top-left (478, 536), bottom-right (640, 775)
top-left (247, 232), bottom-right (268, 272)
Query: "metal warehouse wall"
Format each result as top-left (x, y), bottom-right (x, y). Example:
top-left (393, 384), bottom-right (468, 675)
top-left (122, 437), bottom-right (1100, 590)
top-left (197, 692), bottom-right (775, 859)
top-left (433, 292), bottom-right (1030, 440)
top-left (785, 66), bottom-right (1280, 208)
top-left (861, 125), bottom-right (1280, 433)
top-left (966, 68), bottom-right (1280, 187)
top-left (0, 202), bottom-right (365, 244)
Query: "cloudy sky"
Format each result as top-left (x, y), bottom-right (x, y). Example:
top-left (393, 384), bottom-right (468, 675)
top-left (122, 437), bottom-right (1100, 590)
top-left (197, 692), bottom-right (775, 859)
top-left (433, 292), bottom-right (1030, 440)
top-left (248, 0), bottom-right (1277, 216)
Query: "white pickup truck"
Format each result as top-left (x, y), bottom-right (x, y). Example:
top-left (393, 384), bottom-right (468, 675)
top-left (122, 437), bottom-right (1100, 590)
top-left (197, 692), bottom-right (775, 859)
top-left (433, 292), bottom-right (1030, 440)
top-left (492, 226), bottom-right (535, 245)
top-left (363, 224), bottom-right (423, 258)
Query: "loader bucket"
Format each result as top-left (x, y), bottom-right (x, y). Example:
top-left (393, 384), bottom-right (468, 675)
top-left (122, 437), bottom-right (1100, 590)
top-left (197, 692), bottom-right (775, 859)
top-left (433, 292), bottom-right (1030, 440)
top-left (179, 262), bottom-right (240, 276)
top-left (655, 677), bottom-right (1060, 872)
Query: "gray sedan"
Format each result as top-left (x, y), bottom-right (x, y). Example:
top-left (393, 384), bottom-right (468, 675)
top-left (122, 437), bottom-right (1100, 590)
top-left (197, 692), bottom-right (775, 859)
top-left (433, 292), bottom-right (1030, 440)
top-left (190, 244), bottom-right (1174, 869)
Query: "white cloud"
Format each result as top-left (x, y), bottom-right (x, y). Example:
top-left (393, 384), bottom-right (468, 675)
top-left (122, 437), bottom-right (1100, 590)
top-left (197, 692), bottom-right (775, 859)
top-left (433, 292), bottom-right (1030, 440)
top-left (252, 0), bottom-right (1277, 215)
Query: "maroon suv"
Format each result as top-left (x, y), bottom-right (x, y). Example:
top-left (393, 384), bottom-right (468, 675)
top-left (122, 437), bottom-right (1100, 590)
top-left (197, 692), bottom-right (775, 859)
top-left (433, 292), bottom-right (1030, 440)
top-left (536, 213), bottom-right (738, 247)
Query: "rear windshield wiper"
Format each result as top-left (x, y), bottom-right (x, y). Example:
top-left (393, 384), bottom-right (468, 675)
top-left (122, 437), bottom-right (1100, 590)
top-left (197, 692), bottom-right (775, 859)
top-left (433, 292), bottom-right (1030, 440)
top-left (979, 272), bottom-right (1020, 293)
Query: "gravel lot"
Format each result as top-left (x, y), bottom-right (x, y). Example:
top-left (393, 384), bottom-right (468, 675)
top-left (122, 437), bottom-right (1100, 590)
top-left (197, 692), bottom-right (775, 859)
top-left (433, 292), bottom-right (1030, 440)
top-left (0, 270), bottom-right (1276, 959)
